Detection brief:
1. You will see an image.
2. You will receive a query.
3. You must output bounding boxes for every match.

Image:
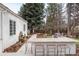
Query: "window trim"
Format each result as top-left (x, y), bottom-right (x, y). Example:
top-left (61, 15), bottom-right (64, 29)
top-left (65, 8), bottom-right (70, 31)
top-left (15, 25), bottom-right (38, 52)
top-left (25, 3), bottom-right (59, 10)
top-left (23, 24), bottom-right (26, 31)
top-left (10, 20), bottom-right (16, 36)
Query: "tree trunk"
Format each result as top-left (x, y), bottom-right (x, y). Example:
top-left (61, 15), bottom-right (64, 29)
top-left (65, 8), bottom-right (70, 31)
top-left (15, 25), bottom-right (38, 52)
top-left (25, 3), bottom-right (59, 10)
top-left (67, 26), bottom-right (71, 37)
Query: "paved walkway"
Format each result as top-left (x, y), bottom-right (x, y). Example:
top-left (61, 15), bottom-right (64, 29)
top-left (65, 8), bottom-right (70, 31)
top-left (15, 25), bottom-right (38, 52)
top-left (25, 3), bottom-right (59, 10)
top-left (25, 43), bottom-right (33, 56)
top-left (25, 34), bottom-right (37, 56)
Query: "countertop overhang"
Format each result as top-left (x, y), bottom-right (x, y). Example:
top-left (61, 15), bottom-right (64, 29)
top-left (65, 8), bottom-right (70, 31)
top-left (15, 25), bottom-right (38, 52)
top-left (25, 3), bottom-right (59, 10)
top-left (28, 37), bottom-right (79, 43)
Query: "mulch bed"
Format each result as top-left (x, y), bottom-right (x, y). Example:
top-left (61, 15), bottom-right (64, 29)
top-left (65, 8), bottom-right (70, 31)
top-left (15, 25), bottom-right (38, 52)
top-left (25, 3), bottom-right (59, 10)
top-left (3, 41), bottom-right (25, 52)
top-left (3, 36), bottom-right (31, 53)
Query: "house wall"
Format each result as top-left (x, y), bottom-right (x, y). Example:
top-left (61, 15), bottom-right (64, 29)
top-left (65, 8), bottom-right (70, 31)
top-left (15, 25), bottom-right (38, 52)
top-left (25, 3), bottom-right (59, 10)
top-left (0, 11), bottom-right (1, 40)
top-left (0, 4), bottom-right (27, 52)
top-left (0, 6), bottom-right (4, 40)
top-left (2, 11), bottom-right (10, 50)
top-left (2, 11), bottom-right (27, 50)
top-left (0, 7), bottom-right (5, 53)
top-left (0, 12), bottom-right (2, 54)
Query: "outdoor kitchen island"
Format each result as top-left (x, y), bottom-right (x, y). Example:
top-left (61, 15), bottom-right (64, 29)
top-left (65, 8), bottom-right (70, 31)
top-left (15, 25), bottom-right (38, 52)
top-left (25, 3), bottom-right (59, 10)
top-left (27, 35), bottom-right (78, 56)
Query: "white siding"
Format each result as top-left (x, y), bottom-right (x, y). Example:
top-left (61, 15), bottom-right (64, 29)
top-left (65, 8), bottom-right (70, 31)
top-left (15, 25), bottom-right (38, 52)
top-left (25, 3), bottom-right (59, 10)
top-left (0, 11), bottom-right (2, 53)
top-left (0, 4), bottom-right (28, 52)
top-left (2, 11), bottom-right (27, 50)
top-left (0, 12), bottom-right (1, 40)
top-left (2, 11), bottom-right (9, 50)
top-left (0, 40), bottom-right (2, 54)
top-left (0, 7), bottom-right (4, 40)
top-left (0, 7), bottom-right (5, 53)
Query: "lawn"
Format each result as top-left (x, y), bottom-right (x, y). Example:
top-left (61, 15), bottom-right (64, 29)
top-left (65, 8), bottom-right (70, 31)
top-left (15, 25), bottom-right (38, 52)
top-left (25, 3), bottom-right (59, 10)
top-left (75, 37), bottom-right (79, 39)
top-left (74, 37), bottom-right (79, 45)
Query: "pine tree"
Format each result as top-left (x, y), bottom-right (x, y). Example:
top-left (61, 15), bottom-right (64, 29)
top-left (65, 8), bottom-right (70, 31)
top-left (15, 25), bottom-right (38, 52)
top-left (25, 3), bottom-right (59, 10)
top-left (19, 3), bottom-right (45, 34)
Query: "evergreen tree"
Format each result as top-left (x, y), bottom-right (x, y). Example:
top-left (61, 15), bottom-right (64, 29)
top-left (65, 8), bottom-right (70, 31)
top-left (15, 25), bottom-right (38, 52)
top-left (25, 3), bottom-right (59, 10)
top-left (19, 3), bottom-right (45, 33)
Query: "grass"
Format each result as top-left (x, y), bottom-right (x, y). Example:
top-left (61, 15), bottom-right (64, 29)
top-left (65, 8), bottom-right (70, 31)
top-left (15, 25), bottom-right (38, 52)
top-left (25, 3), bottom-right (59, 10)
top-left (73, 37), bottom-right (79, 44)
top-left (75, 38), bottom-right (79, 40)
top-left (73, 38), bottom-right (79, 49)
top-left (3, 35), bottom-right (30, 53)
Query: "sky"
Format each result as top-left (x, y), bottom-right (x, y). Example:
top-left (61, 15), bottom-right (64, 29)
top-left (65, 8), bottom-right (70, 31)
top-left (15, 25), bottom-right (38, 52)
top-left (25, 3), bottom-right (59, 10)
top-left (3, 3), bottom-right (22, 13)
top-left (3, 3), bottom-right (47, 14)
top-left (2, 3), bottom-right (67, 24)
top-left (2, 3), bottom-right (47, 17)
top-left (2, 3), bottom-right (47, 23)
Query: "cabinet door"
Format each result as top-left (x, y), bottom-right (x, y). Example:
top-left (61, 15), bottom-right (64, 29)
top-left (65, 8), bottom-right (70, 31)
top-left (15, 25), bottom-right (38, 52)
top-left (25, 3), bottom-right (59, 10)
top-left (47, 45), bottom-right (57, 56)
top-left (35, 45), bottom-right (44, 56)
top-left (57, 47), bottom-right (66, 56)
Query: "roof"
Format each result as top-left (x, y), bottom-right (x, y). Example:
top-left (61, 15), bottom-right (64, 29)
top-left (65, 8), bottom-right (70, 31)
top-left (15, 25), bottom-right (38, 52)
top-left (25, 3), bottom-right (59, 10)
top-left (28, 37), bottom-right (78, 43)
top-left (0, 3), bottom-right (27, 23)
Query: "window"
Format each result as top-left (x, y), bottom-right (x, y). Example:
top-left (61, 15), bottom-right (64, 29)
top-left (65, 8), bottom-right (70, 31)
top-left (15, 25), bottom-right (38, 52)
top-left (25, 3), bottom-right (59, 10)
top-left (14, 21), bottom-right (16, 34)
top-left (10, 20), bottom-right (16, 35)
top-left (23, 24), bottom-right (26, 31)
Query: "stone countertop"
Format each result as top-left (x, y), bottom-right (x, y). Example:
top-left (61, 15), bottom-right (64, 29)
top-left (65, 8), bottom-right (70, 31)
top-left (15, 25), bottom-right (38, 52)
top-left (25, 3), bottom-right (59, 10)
top-left (28, 36), bottom-right (79, 43)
